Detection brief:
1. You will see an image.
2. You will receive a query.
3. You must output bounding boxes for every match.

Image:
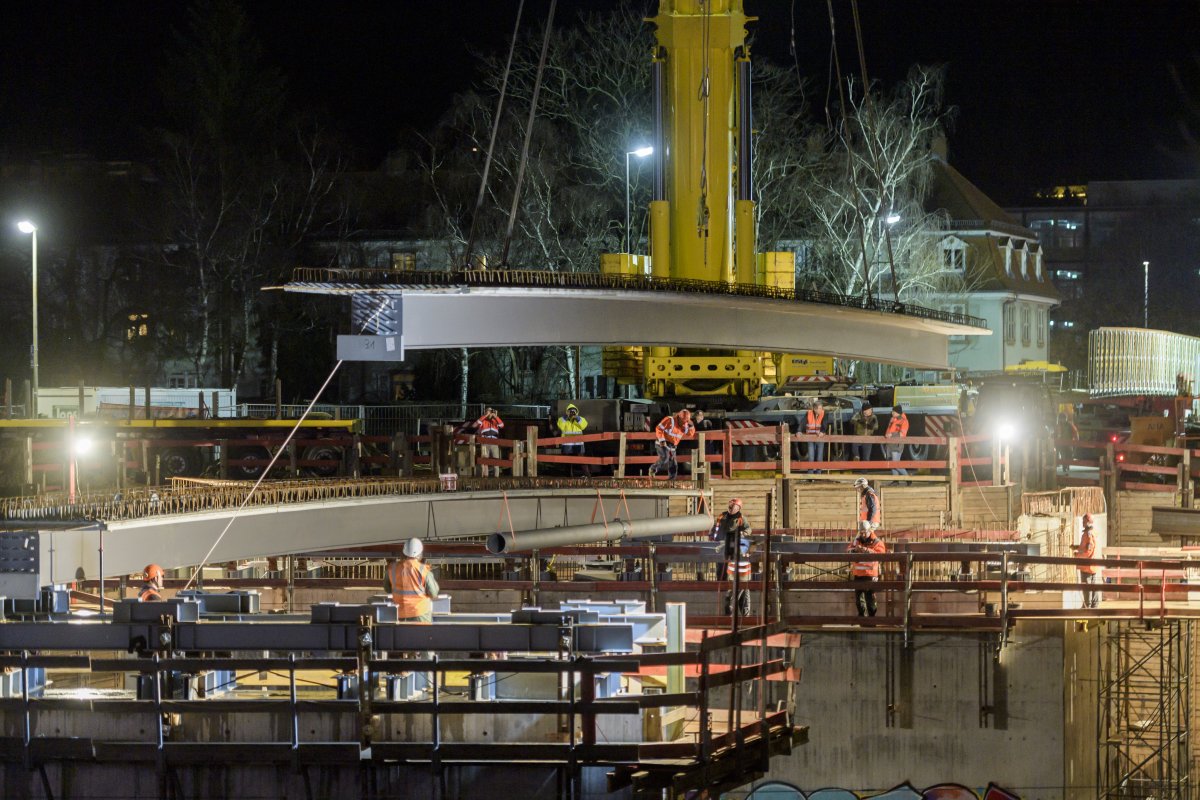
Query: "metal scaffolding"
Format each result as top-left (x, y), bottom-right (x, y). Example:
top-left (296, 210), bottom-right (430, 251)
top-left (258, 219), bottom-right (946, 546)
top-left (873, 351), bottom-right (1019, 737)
top-left (1099, 620), bottom-right (1192, 799)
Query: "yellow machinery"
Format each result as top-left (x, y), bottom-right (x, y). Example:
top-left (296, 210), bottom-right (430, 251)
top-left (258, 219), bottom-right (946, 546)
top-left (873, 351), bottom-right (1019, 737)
top-left (602, 0), bottom-right (797, 402)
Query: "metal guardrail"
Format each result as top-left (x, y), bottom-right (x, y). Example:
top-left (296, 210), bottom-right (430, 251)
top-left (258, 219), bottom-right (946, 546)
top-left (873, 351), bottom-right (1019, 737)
top-left (290, 267), bottom-right (988, 329)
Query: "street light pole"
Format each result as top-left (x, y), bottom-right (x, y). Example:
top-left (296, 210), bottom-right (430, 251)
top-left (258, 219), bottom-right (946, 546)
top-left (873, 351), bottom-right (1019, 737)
top-left (624, 147), bottom-right (653, 253)
top-left (1143, 260), bottom-right (1150, 328)
top-left (17, 221), bottom-right (38, 417)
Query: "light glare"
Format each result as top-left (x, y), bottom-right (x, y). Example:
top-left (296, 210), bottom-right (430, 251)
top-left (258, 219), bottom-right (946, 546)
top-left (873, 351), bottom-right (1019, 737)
top-left (17, 220), bottom-right (36, 234)
top-left (631, 146), bottom-right (654, 158)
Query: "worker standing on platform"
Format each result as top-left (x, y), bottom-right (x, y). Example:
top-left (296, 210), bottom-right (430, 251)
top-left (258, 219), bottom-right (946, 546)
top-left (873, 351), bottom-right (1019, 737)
top-left (849, 521), bottom-right (886, 617)
top-left (138, 564), bottom-right (165, 602)
top-left (386, 538), bottom-right (441, 623)
top-left (804, 399), bottom-right (828, 474)
top-left (473, 408), bottom-right (505, 477)
top-left (855, 477), bottom-right (881, 532)
top-left (1073, 513), bottom-right (1101, 609)
top-left (885, 405), bottom-right (910, 484)
top-left (711, 498), bottom-right (753, 617)
top-left (557, 404), bottom-right (589, 477)
top-left (850, 406), bottom-right (878, 463)
top-left (651, 409), bottom-right (693, 480)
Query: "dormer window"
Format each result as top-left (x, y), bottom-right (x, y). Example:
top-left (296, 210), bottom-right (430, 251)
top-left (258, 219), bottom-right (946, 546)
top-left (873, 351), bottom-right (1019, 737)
top-left (1019, 243), bottom-right (1029, 278)
top-left (1001, 238), bottom-right (1014, 276)
top-left (1034, 247), bottom-right (1044, 280)
top-left (941, 236), bottom-right (967, 273)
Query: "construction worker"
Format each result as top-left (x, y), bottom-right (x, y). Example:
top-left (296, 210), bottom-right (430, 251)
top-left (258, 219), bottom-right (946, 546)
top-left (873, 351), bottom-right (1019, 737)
top-left (711, 498), bottom-right (753, 617)
top-left (850, 406), bottom-right (878, 462)
top-left (557, 404), bottom-right (589, 476)
top-left (855, 477), bottom-right (881, 532)
top-left (885, 404), bottom-right (910, 484)
top-left (804, 399), bottom-right (828, 474)
top-left (848, 520), bottom-right (886, 617)
top-left (1056, 412), bottom-right (1079, 474)
top-left (138, 564), bottom-right (165, 602)
top-left (651, 409), bottom-right (693, 480)
top-left (385, 538), bottom-right (440, 623)
top-left (1073, 513), bottom-right (1101, 609)
top-left (473, 408), bottom-right (505, 477)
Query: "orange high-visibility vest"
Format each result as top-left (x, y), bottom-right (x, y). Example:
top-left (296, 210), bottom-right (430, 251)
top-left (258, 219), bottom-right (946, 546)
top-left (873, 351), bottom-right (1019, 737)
top-left (138, 583), bottom-right (162, 602)
top-left (390, 559), bottom-right (433, 618)
top-left (805, 408), bottom-right (825, 435)
top-left (849, 536), bottom-right (886, 578)
top-left (656, 417), bottom-right (691, 447)
top-left (726, 560), bottom-right (752, 580)
top-left (886, 413), bottom-right (909, 437)
top-left (1076, 530), bottom-right (1100, 575)
top-left (475, 415), bottom-right (504, 438)
top-left (858, 488), bottom-right (881, 525)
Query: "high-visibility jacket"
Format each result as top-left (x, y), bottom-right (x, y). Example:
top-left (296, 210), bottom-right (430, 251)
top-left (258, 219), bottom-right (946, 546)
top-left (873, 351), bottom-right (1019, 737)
top-left (886, 413), bottom-right (909, 437)
top-left (805, 408), bottom-right (826, 435)
top-left (858, 487), bottom-right (881, 526)
top-left (656, 416), bottom-right (693, 447)
top-left (138, 582), bottom-right (163, 602)
top-left (557, 410), bottom-right (588, 436)
top-left (726, 560), bottom-right (752, 580)
top-left (389, 558), bottom-right (434, 619)
top-left (475, 414), bottom-right (504, 438)
top-left (1075, 529), bottom-right (1101, 575)
top-left (849, 536), bottom-right (886, 578)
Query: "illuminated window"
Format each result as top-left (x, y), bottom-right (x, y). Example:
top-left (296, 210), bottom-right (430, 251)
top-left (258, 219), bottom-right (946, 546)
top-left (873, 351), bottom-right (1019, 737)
top-left (1034, 248), bottom-right (1044, 280)
top-left (941, 237), bottom-right (966, 272)
top-left (1061, 320), bottom-right (1076, 329)
top-left (1055, 270), bottom-right (1082, 280)
top-left (1019, 245), bottom-right (1029, 279)
top-left (1021, 305), bottom-right (1031, 345)
top-left (1036, 308), bottom-right (1045, 347)
top-left (126, 313), bottom-right (149, 341)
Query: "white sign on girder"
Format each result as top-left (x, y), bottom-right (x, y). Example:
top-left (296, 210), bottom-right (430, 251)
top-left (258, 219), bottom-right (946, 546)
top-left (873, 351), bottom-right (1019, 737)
top-left (336, 335), bottom-right (405, 362)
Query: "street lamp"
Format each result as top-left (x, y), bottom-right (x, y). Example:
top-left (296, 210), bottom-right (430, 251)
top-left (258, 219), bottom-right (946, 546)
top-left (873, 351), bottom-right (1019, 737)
top-left (1143, 260), bottom-right (1150, 328)
top-left (16, 221), bottom-right (38, 418)
top-left (624, 146), bottom-right (654, 253)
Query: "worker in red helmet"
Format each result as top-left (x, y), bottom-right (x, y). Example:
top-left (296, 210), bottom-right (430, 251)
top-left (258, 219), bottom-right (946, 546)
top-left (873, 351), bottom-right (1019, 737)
top-left (138, 564), bottom-right (165, 602)
top-left (1073, 513), bottom-right (1102, 609)
top-left (651, 409), bottom-right (694, 480)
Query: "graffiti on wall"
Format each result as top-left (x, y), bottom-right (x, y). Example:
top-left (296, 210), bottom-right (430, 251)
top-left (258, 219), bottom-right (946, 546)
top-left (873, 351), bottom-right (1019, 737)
top-left (736, 780), bottom-right (1022, 800)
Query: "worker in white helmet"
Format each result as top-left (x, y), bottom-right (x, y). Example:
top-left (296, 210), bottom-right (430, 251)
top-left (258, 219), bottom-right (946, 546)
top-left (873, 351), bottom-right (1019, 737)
top-left (385, 538), bottom-right (440, 623)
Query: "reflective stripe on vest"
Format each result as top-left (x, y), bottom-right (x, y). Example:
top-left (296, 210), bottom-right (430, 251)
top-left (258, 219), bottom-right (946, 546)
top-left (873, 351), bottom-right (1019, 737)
top-left (805, 409), bottom-right (825, 435)
top-left (858, 488), bottom-right (881, 525)
top-left (390, 559), bottom-right (432, 618)
top-left (726, 561), bottom-right (752, 579)
top-left (850, 538), bottom-right (885, 578)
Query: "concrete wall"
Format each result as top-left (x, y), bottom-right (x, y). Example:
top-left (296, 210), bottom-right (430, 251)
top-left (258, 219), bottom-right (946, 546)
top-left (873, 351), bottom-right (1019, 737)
top-left (753, 624), bottom-right (1065, 797)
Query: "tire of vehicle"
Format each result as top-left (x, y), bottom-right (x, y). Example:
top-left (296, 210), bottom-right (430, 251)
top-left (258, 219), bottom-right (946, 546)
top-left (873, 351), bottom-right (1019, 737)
top-left (302, 445), bottom-right (344, 477)
top-left (227, 445), bottom-right (272, 480)
top-left (905, 442), bottom-right (929, 461)
top-left (158, 447), bottom-right (199, 480)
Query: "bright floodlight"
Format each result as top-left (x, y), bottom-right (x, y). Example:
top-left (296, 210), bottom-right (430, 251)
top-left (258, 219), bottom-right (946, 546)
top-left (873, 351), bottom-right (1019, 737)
top-left (995, 422), bottom-right (1016, 441)
top-left (73, 436), bottom-right (93, 456)
top-left (631, 146), bottom-right (654, 158)
top-left (885, 213), bottom-right (901, 225)
top-left (17, 220), bottom-right (36, 234)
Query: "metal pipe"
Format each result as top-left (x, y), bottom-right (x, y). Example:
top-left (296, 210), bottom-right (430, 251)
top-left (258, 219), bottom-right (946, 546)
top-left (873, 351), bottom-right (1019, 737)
top-left (486, 514), bottom-right (712, 554)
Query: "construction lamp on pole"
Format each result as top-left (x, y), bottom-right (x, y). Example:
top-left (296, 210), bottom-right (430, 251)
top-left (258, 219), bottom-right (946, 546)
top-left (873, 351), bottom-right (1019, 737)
top-left (17, 220), bottom-right (38, 417)
top-left (625, 147), bottom-right (654, 253)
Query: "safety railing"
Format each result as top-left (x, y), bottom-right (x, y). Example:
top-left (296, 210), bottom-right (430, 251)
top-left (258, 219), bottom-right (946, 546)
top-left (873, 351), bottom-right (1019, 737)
top-left (1055, 437), bottom-right (1200, 495)
top-left (289, 266), bottom-right (987, 329)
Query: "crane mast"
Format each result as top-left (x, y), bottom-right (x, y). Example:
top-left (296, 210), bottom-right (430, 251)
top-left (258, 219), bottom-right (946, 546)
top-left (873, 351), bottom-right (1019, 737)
top-left (602, 0), bottom-right (798, 402)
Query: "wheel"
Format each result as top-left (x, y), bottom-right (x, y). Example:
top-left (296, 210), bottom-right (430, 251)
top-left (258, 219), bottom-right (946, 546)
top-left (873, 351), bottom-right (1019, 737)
top-left (301, 444), bottom-right (343, 477)
top-left (158, 447), bottom-right (199, 480)
top-left (905, 443), bottom-right (930, 461)
top-left (227, 445), bottom-right (272, 480)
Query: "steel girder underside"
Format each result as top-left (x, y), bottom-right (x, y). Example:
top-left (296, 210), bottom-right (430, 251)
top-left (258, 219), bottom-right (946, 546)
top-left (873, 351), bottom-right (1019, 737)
top-left (38, 487), bottom-right (700, 584)
top-left (284, 285), bottom-right (989, 370)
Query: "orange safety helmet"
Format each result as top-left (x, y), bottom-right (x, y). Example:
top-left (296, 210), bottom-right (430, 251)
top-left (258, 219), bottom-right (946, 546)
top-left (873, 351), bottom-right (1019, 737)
top-left (676, 409), bottom-right (692, 424)
top-left (144, 564), bottom-right (165, 582)
top-left (728, 497), bottom-right (743, 509)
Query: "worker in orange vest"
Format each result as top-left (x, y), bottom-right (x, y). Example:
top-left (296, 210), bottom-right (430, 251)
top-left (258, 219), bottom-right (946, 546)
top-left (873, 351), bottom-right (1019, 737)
top-left (885, 404), bottom-right (910, 484)
top-left (651, 409), bottom-right (694, 480)
top-left (386, 538), bottom-right (441, 623)
top-left (138, 564), bottom-right (165, 602)
top-left (848, 521), bottom-right (886, 617)
top-left (855, 477), bottom-right (881, 532)
top-left (804, 399), bottom-right (828, 474)
top-left (473, 408), bottom-right (505, 477)
top-left (1073, 513), bottom-right (1101, 609)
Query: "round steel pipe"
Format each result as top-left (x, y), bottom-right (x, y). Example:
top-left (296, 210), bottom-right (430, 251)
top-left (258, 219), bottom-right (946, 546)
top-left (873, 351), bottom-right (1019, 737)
top-left (486, 514), bottom-right (712, 555)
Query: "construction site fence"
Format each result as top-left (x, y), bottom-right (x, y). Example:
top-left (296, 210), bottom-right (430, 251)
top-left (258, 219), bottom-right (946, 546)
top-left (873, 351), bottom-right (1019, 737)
top-left (1056, 436), bottom-right (1200, 496)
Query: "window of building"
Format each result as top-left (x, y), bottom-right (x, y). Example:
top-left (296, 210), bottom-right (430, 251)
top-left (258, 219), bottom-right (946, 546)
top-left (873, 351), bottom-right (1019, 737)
top-left (1019, 245), bottom-right (1029, 279)
top-left (947, 304), bottom-right (967, 342)
top-left (941, 237), bottom-right (966, 272)
top-left (1034, 247), bottom-right (1044, 280)
top-left (1003, 304), bottom-right (1016, 344)
top-left (126, 313), bottom-right (150, 342)
top-left (1020, 305), bottom-right (1031, 345)
top-left (1060, 320), bottom-right (1076, 329)
top-left (1055, 270), bottom-right (1082, 280)
top-left (1036, 308), bottom-right (1045, 347)
top-left (1000, 239), bottom-right (1013, 276)
top-left (167, 372), bottom-right (197, 389)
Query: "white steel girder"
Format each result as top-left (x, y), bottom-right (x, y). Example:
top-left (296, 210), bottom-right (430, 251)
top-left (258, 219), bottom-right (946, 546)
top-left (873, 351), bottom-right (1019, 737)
top-left (38, 488), bottom-right (702, 583)
top-left (285, 286), bottom-right (989, 370)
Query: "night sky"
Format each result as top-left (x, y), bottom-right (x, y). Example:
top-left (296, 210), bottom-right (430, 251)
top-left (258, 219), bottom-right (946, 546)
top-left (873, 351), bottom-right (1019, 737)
top-left (0, 0), bottom-right (1198, 203)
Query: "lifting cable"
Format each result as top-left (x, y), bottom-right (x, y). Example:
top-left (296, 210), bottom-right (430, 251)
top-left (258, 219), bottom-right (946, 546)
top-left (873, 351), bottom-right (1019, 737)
top-left (824, 0), bottom-right (873, 306)
top-left (499, 0), bottom-right (558, 267)
top-left (850, 0), bottom-right (903, 306)
top-left (463, 0), bottom-right (526, 270)
top-left (180, 299), bottom-right (395, 592)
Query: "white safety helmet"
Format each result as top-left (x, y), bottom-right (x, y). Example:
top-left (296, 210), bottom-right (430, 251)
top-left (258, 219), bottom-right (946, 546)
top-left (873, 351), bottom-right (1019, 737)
top-left (403, 538), bottom-right (424, 558)
top-left (854, 477), bottom-right (869, 490)
top-left (858, 519), bottom-right (874, 535)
